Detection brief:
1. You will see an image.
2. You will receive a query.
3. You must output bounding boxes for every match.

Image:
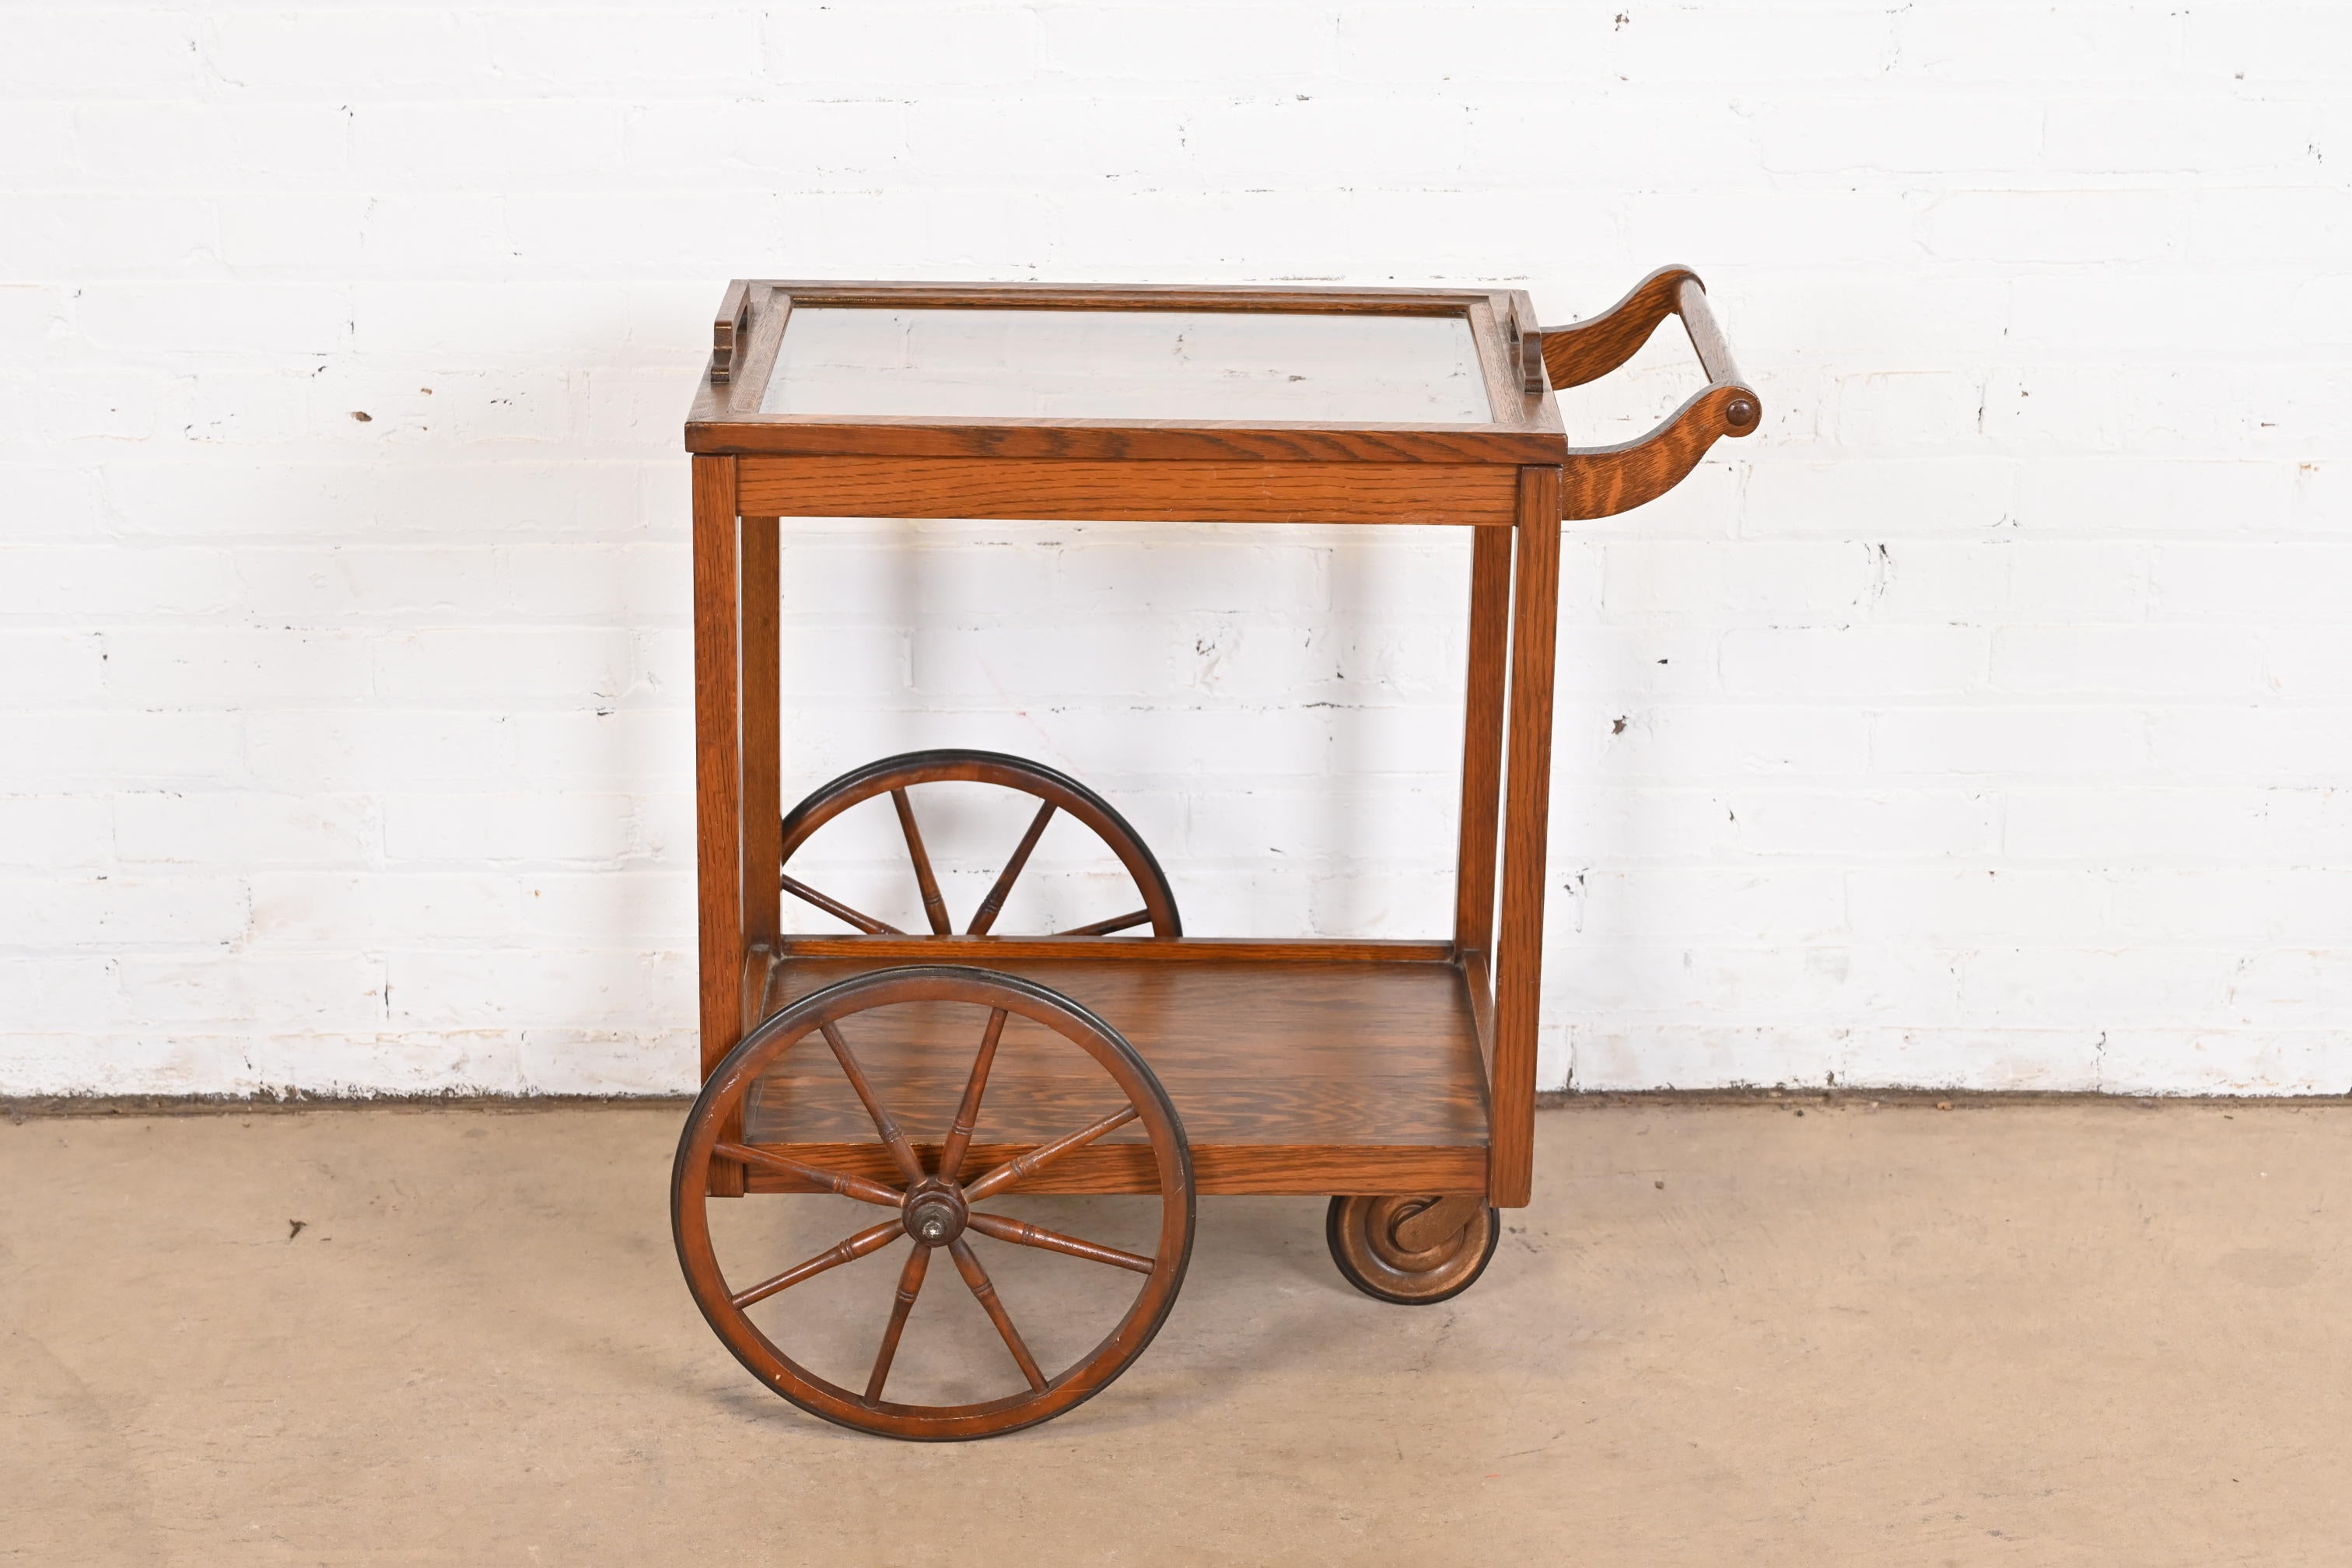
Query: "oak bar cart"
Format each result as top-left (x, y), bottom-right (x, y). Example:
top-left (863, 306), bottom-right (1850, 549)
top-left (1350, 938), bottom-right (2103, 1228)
top-left (674, 268), bottom-right (1757, 1439)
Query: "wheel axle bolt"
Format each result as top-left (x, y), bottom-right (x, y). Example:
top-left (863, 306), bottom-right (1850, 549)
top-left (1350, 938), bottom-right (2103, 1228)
top-left (904, 1188), bottom-right (965, 1247)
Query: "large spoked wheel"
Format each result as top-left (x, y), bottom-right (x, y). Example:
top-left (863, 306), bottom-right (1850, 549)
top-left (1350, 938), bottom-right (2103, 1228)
top-left (777, 749), bottom-right (1181, 940)
top-left (1326, 1195), bottom-right (1500, 1306)
top-left (673, 966), bottom-right (1195, 1441)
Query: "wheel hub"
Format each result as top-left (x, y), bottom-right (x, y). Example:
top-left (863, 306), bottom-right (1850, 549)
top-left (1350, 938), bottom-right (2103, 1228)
top-left (901, 1180), bottom-right (969, 1247)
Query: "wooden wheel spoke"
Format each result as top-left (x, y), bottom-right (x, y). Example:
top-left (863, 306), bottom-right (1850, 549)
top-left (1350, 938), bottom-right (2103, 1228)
top-left (781, 873), bottom-right (905, 936)
top-left (890, 786), bottom-right (953, 935)
top-left (936, 1008), bottom-right (1008, 1182)
top-left (1054, 908), bottom-right (1152, 937)
top-left (968, 1213), bottom-right (1154, 1275)
top-left (730, 1217), bottom-right (902, 1311)
top-left (962, 1104), bottom-right (1139, 1201)
top-left (821, 1021), bottom-right (927, 1184)
top-left (863, 1244), bottom-right (930, 1402)
top-left (715, 1141), bottom-right (903, 1209)
top-left (967, 800), bottom-right (1055, 936)
top-left (947, 1237), bottom-right (1047, 1391)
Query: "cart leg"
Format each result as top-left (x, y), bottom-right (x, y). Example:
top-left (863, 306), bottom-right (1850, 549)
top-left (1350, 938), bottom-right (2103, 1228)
top-left (1489, 467), bottom-right (1561, 1209)
top-left (1453, 524), bottom-right (1512, 1077)
top-left (692, 455), bottom-right (748, 1196)
top-left (740, 514), bottom-right (782, 964)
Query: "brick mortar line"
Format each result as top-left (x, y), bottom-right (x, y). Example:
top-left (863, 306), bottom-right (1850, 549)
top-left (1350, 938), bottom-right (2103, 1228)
top-left (8, 1088), bottom-right (2350, 1123)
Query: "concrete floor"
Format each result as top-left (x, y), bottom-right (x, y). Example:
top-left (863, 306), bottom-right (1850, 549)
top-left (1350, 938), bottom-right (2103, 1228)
top-left (3, 1099), bottom-right (2346, 1566)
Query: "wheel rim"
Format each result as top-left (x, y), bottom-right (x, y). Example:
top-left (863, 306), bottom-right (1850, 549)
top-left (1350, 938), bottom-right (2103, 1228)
top-left (776, 750), bottom-right (1181, 939)
top-left (674, 966), bottom-right (1194, 1440)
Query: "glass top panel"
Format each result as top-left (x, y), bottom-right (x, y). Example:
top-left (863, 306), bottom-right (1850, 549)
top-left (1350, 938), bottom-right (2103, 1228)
top-left (760, 306), bottom-right (1493, 424)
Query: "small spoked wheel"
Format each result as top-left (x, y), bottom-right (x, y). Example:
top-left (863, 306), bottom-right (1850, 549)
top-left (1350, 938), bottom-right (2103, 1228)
top-left (673, 966), bottom-right (1194, 1440)
top-left (778, 749), bottom-right (1181, 940)
top-left (1326, 1195), bottom-right (1500, 1305)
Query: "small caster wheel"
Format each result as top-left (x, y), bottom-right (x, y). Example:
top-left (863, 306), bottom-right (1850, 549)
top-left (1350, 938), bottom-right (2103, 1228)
top-left (1325, 1195), bottom-right (1500, 1305)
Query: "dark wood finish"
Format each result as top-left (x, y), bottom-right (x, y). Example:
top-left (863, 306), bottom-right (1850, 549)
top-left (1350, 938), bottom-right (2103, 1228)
top-left (671, 966), bottom-right (1195, 1440)
top-left (1325, 1195), bottom-right (1501, 1304)
top-left (969, 803), bottom-right (1053, 936)
top-left (947, 1237), bottom-right (1048, 1391)
top-left (736, 456), bottom-right (1521, 527)
top-left (717, 1139), bottom-right (899, 1207)
top-left (936, 1006), bottom-right (1006, 1179)
top-left (961, 1106), bottom-right (1141, 1202)
top-left (1489, 468), bottom-right (1562, 1209)
top-left (889, 788), bottom-right (953, 935)
top-left (864, 1244), bottom-right (929, 1401)
top-left (966, 1212), bottom-right (1156, 1274)
top-left (779, 750), bottom-right (1182, 941)
top-left (819, 1019), bottom-right (926, 1183)
top-left (779, 873), bottom-right (901, 936)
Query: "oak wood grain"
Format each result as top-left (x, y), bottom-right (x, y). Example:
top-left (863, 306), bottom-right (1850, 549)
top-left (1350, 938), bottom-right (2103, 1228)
top-left (747, 957), bottom-right (1488, 1164)
top-left (692, 456), bottom-right (748, 1198)
top-left (740, 515), bottom-right (780, 950)
top-left (1538, 264), bottom-right (1699, 390)
top-left (739, 1143), bottom-right (1488, 1197)
top-left (1559, 383), bottom-right (1759, 520)
top-left (1452, 525), bottom-right (1511, 965)
top-left (691, 419), bottom-right (1570, 466)
top-left (775, 935), bottom-right (1454, 965)
top-left (735, 455), bottom-right (1521, 526)
top-left (1490, 468), bottom-right (1562, 1208)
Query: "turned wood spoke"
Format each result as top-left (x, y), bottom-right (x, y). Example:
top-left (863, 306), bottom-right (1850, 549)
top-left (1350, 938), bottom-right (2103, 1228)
top-left (863, 1243), bottom-right (929, 1402)
top-left (714, 1141), bottom-right (903, 1209)
top-left (1055, 908), bottom-right (1153, 937)
top-left (890, 786), bottom-right (953, 935)
top-left (781, 873), bottom-right (905, 936)
top-left (962, 1104), bottom-right (1140, 1202)
top-left (936, 1008), bottom-right (1008, 1182)
top-left (948, 1237), bottom-right (1047, 1391)
top-left (968, 1212), bottom-right (1155, 1275)
top-left (730, 1217), bottom-right (902, 1311)
top-left (967, 800), bottom-right (1055, 936)
top-left (821, 1020), bottom-right (926, 1184)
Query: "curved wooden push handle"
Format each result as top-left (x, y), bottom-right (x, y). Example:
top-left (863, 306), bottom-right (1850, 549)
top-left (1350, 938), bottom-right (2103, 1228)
top-left (1540, 265), bottom-right (1762, 520)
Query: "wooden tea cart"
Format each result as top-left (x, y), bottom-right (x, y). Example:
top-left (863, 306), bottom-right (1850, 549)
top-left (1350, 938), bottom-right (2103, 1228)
top-left (674, 268), bottom-right (1757, 1439)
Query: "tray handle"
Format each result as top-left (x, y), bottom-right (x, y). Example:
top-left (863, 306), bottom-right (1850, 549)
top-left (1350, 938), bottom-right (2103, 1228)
top-left (711, 279), bottom-right (751, 382)
top-left (1541, 265), bottom-right (1762, 520)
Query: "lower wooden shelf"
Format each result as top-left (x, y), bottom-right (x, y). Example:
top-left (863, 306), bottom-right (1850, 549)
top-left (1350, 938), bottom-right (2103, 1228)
top-left (741, 943), bottom-right (1490, 1196)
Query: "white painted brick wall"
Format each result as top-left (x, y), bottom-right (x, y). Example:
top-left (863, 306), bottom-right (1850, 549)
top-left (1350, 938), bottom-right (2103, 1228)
top-left (5, 2), bottom-right (2349, 1097)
